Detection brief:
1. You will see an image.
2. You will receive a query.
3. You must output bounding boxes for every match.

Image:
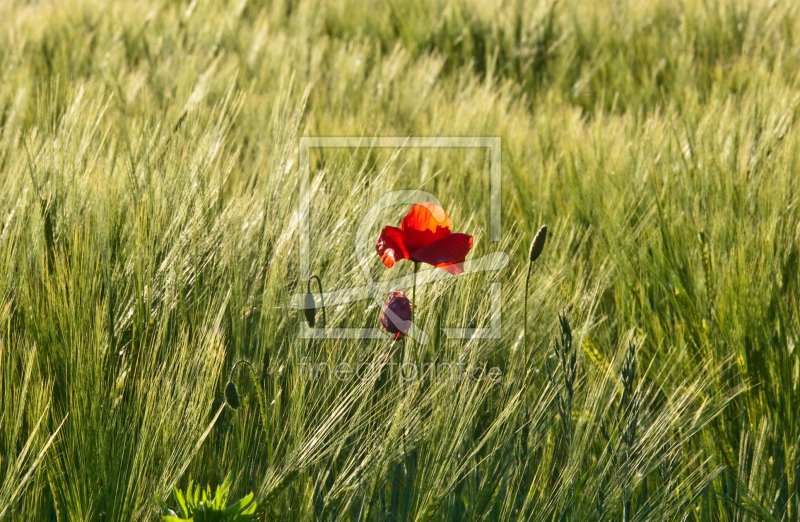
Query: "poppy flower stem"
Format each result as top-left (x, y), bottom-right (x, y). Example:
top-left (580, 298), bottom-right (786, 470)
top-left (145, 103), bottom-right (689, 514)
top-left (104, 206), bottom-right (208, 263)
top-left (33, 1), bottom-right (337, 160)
top-left (524, 261), bottom-right (533, 355)
top-left (401, 334), bottom-right (407, 373)
top-left (412, 261), bottom-right (420, 345)
top-left (525, 226), bottom-right (548, 356)
top-left (308, 275), bottom-right (326, 328)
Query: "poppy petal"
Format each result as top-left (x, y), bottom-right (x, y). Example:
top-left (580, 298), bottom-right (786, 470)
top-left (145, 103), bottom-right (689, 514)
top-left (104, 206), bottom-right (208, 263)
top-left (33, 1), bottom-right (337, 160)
top-left (401, 203), bottom-right (453, 253)
top-left (376, 226), bottom-right (409, 268)
top-left (410, 233), bottom-right (473, 274)
top-left (438, 262), bottom-right (466, 275)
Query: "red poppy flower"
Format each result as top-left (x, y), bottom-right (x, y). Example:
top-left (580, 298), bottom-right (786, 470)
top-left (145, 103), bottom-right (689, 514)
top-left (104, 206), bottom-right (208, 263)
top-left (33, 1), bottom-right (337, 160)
top-left (375, 203), bottom-right (473, 275)
top-left (380, 291), bottom-right (413, 340)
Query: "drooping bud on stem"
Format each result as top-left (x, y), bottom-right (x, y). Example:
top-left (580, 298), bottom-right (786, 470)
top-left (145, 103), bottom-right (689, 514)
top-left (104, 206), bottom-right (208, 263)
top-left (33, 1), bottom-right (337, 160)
top-left (225, 381), bottom-right (241, 409)
top-left (529, 225), bottom-right (548, 263)
top-left (226, 360), bottom-right (269, 441)
top-left (304, 275), bottom-right (326, 329)
top-left (303, 292), bottom-right (316, 328)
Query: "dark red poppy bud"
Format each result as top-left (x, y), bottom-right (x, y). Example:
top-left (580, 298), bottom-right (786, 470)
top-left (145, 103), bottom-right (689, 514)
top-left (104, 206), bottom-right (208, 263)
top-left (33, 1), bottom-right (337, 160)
top-left (303, 293), bottom-right (316, 327)
top-left (529, 225), bottom-right (547, 263)
top-left (380, 291), bottom-right (413, 340)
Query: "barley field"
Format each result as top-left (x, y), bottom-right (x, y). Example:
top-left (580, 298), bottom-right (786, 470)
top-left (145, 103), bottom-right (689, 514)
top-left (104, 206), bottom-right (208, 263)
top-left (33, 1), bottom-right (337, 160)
top-left (1, 0), bottom-right (799, 520)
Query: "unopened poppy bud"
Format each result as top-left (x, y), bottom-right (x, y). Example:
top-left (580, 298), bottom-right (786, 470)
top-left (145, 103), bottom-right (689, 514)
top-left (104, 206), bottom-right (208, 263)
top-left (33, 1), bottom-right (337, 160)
top-left (529, 225), bottom-right (547, 263)
top-left (225, 381), bottom-right (240, 409)
top-left (303, 292), bottom-right (316, 328)
top-left (380, 291), bottom-right (413, 340)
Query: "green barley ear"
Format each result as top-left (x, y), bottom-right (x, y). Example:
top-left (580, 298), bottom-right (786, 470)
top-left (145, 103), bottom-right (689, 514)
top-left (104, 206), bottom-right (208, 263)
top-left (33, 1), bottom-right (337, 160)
top-left (225, 381), bottom-right (240, 409)
top-left (303, 292), bottom-right (316, 328)
top-left (528, 225), bottom-right (547, 263)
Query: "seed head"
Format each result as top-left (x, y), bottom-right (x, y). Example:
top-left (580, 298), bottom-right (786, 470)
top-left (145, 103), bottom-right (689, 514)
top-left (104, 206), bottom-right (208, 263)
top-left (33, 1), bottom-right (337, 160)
top-left (225, 381), bottom-right (241, 409)
top-left (529, 225), bottom-right (547, 263)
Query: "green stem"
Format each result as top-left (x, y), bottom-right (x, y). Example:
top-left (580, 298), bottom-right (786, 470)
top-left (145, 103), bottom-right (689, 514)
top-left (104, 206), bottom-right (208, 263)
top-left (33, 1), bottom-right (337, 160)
top-left (400, 335), bottom-right (406, 385)
top-left (524, 260), bottom-right (532, 356)
top-left (411, 261), bottom-right (419, 361)
top-left (308, 275), bottom-right (326, 328)
top-left (412, 262), bottom-right (419, 322)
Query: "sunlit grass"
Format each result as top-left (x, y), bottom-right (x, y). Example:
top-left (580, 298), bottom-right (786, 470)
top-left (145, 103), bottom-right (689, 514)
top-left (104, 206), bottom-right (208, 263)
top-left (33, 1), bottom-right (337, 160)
top-left (0, 0), bottom-right (798, 520)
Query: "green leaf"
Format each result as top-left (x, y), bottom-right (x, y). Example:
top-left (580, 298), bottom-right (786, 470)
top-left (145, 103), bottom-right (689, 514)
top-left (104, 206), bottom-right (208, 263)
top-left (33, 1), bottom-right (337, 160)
top-left (235, 500), bottom-right (257, 522)
top-left (174, 486), bottom-right (189, 518)
top-left (159, 474), bottom-right (257, 522)
top-left (216, 472), bottom-right (231, 508)
top-left (222, 491), bottom-right (254, 517)
top-left (155, 493), bottom-right (178, 517)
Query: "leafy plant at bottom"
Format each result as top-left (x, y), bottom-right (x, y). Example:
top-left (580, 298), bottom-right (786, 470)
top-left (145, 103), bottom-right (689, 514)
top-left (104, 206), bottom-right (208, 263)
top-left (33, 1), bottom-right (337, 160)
top-left (155, 473), bottom-right (256, 522)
